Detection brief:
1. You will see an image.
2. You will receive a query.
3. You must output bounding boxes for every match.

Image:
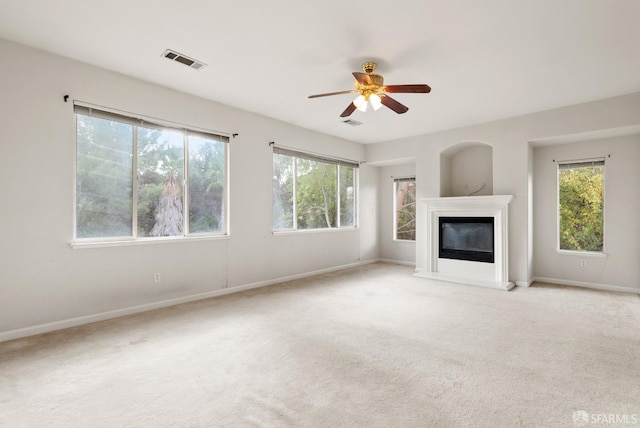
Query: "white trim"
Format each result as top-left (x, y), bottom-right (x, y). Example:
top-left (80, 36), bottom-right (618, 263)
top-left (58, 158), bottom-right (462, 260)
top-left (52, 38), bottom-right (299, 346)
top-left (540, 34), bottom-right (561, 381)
top-left (378, 258), bottom-right (416, 267)
top-left (74, 107), bottom-right (230, 244)
top-left (556, 250), bottom-right (607, 258)
top-left (415, 271), bottom-right (514, 291)
top-left (393, 177), bottom-right (417, 241)
top-left (223, 135), bottom-right (231, 235)
top-left (532, 276), bottom-right (640, 295)
top-left (272, 227), bottom-right (358, 236)
top-left (132, 126), bottom-right (139, 237)
top-left (556, 159), bottom-right (606, 254)
top-left (71, 234), bottom-right (230, 249)
top-left (515, 279), bottom-right (534, 287)
top-left (0, 259), bottom-right (379, 343)
top-left (418, 195), bottom-right (514, 290)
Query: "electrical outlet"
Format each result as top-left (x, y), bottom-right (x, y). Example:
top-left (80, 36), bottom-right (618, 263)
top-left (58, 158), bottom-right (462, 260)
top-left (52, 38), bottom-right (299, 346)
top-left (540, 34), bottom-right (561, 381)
top-left (580, 259), bottom-right (587, 267)
top-left (153, 273), bottom-right (162, 283)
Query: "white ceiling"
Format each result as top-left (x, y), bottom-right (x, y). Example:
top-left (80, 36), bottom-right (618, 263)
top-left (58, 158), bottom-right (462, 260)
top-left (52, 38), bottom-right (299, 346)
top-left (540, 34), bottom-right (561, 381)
top-left (1, 0), bottom-right (640, 144)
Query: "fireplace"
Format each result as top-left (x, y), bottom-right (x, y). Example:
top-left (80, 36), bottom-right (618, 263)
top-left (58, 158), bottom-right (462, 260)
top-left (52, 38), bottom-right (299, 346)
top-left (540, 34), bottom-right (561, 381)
top-left (415, 195), bottom-right (514, 291)
top-left (439, 217), bottom-right (494, 263)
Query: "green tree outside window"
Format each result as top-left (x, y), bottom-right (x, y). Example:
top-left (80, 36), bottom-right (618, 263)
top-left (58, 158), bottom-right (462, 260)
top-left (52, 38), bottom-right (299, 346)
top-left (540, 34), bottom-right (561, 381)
top-left (272, 149), bottom-right (357, 231)
top-left (558, 161), bottom-right (604, 252)
top-left (75, 107), bottom-right (226, 241)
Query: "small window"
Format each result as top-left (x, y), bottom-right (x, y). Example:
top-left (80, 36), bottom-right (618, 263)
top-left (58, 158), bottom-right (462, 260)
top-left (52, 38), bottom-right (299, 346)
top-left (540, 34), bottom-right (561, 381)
top-left (394, 177), bottom-right (416, 241)
top-left (75, 104), bottom-right (228, 242)
top-left (272, 146), bottom-right (358, 231)
top-left (558, 159), bottom-right (604, 252)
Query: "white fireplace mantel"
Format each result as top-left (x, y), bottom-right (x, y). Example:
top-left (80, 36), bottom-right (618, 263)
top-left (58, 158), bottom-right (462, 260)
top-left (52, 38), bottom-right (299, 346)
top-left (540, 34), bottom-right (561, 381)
top-left (414, 195), bottom-right (514, 291)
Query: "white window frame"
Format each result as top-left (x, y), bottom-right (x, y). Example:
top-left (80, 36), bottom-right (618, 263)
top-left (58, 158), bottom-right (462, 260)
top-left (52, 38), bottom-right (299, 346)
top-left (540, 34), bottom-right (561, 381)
top-left (393, 176), bottom-right (416, 241)
top-left (72, 103), bottom-right (229, 247)
top-left (272, 146), bottom-right (359, 232)
top-left (556, 158), bottom-right (606, 255)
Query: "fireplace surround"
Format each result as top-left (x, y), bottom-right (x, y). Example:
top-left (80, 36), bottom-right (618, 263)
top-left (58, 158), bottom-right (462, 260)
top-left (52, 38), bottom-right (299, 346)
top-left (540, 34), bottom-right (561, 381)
top-left (415, 195), bottom-right (514, 291)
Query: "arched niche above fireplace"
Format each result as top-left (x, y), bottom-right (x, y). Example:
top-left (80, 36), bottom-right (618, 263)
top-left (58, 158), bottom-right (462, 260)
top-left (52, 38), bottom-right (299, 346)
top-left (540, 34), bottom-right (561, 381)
top-left (440, 142), bottom-right (493, 197)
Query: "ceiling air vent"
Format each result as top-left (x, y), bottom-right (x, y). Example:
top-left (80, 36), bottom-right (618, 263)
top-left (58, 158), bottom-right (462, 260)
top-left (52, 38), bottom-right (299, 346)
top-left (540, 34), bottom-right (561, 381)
top-left (342, 119), bottom-right (363, 126)
top-left (162, 49), bottom-right (206, 70)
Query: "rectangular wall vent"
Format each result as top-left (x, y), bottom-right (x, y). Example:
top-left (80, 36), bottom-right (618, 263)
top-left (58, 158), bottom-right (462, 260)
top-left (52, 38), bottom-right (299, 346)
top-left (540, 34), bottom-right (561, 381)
top-left (342, 119), bottom-right (363, 126)
top-left (162, 49), bottom-right (206, 70)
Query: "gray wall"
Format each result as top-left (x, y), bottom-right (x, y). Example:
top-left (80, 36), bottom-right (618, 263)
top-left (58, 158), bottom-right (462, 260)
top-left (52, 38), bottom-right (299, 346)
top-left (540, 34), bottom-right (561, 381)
top-left (3, 36), bottom-right (640, 339)
top-left (0, 38), bottom-right (379, 338)
top-left (366, 91), bottom-right (640, 289)
top-left (533, 137), bottom-right (640, 289)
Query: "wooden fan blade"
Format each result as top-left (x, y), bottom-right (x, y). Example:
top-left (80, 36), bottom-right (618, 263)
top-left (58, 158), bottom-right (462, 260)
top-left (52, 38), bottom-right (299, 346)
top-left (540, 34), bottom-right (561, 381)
top-left (381, 95), bottom-right (409, 114)
top-left (308, 90), bottom-right (355, 99)
top-left (340, 102), bottom-right (357, 117)
top-left (352, 72), bottom-right (372, 86)
top-left (384, 84), bottom-right (431, 94)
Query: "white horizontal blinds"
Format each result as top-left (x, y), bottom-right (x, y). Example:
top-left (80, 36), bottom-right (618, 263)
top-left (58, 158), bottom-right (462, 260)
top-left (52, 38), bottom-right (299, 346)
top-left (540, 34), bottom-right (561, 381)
top-left (74, 104), bottom-right (140, 126)
top-left (558, 159), bottom-right (605, 169)
top-left (73, 103), bottom-right (229, 142)
top-left (272, 146), bottom-right (359, 168)
top-left (188, 130), bottom-right (229, 144)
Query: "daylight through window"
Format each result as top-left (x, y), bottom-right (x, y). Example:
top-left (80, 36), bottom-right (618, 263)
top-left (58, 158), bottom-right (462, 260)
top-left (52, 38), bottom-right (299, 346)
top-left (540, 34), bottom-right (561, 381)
top-left (558, 159), bottom-right (604, 252)
top-left (75, 104), bottom-right (228, 241)
top-left (272, 147), bottom-right (357, 231)
top-left (394, 177), bottom-right (416, 240)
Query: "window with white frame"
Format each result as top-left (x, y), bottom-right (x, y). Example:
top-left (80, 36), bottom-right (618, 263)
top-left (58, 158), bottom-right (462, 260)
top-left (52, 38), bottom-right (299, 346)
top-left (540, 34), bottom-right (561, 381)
top-left (557, 159), bottom-right (604, 252)
top-left (272, 146), bottom-right (357, 231)
top-left (75, 104), bottom-right (228, 241)
top-left (394, 177), bottom-right (416, 241)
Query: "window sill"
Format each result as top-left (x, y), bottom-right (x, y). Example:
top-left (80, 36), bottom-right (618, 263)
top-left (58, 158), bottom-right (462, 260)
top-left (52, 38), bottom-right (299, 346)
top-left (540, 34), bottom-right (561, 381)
top-left (393, 239), bottom-right (416, 243)
top-left (556, 249), bottom-right (607, 258)
top-left (71, 234), bottom-right (230, 249)
top-left (273, 227), bottom-right (358, 236)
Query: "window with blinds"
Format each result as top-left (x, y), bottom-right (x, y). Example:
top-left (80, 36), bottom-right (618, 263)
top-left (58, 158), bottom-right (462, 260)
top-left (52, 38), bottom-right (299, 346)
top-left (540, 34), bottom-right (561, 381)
top-left (557, 159), bottom-right (605, 252)
top-left (272, 146), bottom-right (358, 231)
top-left (74, 103), bottom-right (228, 242)
top-left (394, 177), bottom-right (416, 241)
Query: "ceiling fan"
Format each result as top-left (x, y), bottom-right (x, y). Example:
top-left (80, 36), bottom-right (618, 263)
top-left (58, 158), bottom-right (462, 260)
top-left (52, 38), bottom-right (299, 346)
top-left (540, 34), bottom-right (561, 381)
top-left (308, 62), bottom-right (431, 117)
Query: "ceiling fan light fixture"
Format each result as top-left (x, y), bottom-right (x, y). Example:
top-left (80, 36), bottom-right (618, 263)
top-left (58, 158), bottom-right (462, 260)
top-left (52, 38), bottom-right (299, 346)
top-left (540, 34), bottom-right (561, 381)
top-left (307, 61), bottom-right (430, 117)
top-left (370, 93), bottom-right (382, 111)
top-left (353, 95), bottom-right (367, 112)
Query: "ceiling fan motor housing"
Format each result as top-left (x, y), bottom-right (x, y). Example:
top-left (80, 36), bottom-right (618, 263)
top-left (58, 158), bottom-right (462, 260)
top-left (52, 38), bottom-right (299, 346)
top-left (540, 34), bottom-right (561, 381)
top-left (362, 62), bottom-right (377, 73)
top-left (360, 62), bottom-right (383, 88)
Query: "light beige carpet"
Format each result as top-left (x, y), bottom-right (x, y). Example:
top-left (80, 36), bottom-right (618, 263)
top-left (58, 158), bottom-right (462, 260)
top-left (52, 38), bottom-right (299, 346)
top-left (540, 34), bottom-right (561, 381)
top-left (1, 263), bottom-right (639, 428)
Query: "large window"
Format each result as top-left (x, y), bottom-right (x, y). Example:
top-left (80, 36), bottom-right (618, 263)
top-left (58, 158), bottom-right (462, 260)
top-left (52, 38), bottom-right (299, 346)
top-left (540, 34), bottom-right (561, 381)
top-left (558, 159), bottom-right (604, 252)
top-left (75, 104), bottom-right (228, 242)
top-left (394, 177), bottom-right (416, 241)
top-left (272, 147), bottom-right (357, 231)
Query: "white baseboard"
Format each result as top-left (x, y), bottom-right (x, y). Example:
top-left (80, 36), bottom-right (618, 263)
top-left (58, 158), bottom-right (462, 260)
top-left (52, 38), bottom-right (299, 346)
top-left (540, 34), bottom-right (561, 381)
top-left (515, 279), bottom-right (534, 287)
top-left (378, 258), bottom-right (416, 267)
top-left (0, 259), bottom-right (380, 343)
top-left (414, 271), bottom-right (514, 291)
top-left (533, 276), bottom-right (640, 295)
